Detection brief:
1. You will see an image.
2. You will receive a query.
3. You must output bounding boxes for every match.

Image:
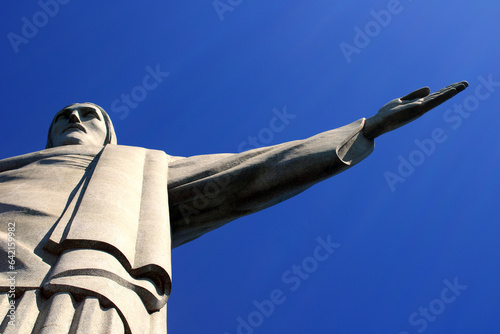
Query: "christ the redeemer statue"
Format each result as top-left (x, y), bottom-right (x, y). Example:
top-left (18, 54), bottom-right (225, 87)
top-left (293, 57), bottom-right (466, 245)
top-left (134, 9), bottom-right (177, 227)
top-left (0, 82), bottom-right (467, 333)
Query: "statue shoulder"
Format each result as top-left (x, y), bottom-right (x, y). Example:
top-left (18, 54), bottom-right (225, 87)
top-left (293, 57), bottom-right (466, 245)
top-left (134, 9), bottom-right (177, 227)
top-left (0, 145), bottom-right (171, 173)
top-left (0, 146), bottom-right (102, 173)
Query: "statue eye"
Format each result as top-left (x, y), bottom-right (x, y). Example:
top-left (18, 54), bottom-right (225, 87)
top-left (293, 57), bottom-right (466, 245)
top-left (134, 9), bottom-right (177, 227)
top-left (81, 108), bottom-right (100, 120)
top-left (55, 112), bottom-right (69, 122)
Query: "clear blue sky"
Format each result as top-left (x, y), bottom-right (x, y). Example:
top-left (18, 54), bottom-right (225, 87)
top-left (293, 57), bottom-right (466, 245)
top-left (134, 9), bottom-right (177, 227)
top-left (1, 1), bottom-right (500, 333)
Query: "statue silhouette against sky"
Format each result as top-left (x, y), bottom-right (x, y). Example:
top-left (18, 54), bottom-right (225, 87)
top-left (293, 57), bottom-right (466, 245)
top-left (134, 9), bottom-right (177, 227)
top-left (0, 81), bottom-right (467, 333)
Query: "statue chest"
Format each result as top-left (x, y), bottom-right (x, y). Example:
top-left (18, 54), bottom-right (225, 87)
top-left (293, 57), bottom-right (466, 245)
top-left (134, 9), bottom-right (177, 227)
top-left (0, 153), bottom-right (95, 252)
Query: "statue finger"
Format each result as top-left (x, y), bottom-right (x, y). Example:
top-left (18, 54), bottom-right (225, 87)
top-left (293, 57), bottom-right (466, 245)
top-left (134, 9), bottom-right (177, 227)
top-left (401, 87), bottom-right (431, 101)
top-left (427, 81), bottom-right (469, 99)
top-left (454, 81), bottom-right (469, 92)
top-left (421, 87), bottom-right (459, 110)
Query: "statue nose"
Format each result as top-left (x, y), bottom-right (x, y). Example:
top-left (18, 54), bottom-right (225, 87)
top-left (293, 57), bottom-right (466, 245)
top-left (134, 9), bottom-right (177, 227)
top-left (68, 111), bottom-right (81, 123)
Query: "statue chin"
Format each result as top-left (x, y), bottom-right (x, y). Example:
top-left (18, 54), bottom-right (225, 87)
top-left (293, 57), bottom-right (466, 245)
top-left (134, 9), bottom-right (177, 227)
top-left (52, 137), bottom-right (82, 147)
top-left (51, 132), bottom-right (104, 147)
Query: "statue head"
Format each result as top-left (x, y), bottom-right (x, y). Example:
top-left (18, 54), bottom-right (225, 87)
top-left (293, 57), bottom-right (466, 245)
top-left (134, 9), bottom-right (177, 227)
top-left (46, 103), bottom-right (117, 148)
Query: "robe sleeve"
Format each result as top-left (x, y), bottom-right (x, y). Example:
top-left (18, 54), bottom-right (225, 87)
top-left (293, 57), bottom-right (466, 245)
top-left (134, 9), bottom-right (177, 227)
top-left (167, 119), bottom-right (374, 248)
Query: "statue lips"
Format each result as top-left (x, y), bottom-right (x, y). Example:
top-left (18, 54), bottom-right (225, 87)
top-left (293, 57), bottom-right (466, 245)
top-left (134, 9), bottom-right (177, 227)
top-left (63, 124), bottom-right (86, 134)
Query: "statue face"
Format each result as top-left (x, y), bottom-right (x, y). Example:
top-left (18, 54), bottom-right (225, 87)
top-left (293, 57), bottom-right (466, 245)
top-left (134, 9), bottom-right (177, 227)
top-left (50, 103), bottom-right (107, 147)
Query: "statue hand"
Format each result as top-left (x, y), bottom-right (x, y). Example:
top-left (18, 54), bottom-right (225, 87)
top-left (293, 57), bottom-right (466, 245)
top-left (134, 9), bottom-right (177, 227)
top-left (363, 81), bottom-right (469, 139)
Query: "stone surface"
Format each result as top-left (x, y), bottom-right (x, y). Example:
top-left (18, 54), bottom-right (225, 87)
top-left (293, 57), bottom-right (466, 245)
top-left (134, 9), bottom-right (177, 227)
top-left (0, 82), bottom-right (467, 333)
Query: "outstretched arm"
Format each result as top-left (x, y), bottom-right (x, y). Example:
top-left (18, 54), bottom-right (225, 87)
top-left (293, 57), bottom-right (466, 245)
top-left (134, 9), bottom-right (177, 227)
top-left (168, 119), bottom-right (373, 248)
top-left (363, 81), bottom-right (469, 139)
top-left (167, 81), bottom-right (468, 247)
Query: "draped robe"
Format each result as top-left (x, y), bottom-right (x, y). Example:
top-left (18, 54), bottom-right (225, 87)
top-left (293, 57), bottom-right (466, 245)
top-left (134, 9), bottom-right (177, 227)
top-left (0, 119), bottom-right (373, 333)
